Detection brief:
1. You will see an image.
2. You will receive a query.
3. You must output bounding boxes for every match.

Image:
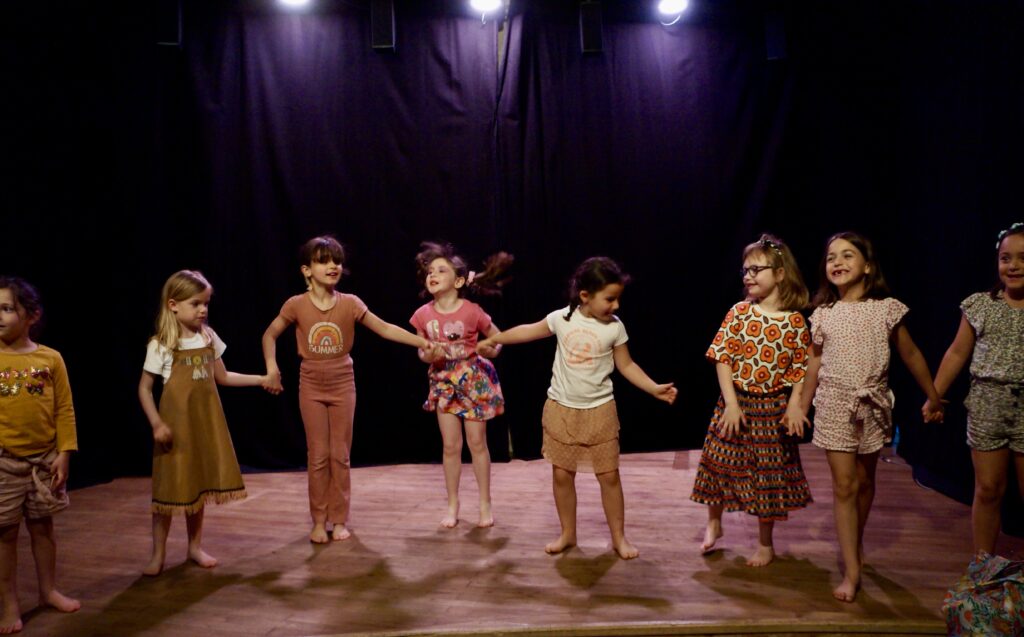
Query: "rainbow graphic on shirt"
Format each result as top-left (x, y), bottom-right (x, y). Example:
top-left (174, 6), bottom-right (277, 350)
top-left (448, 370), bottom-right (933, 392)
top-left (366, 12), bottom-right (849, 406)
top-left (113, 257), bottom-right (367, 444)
top-left (308, 321), bottom-right (345, 356)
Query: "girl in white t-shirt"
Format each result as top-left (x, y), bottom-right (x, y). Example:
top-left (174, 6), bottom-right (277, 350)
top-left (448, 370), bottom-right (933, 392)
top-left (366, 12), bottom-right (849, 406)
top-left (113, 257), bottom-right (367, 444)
top-left (479, 257), bottom-right (676, 559)
top-left (137, 270), bottom-right (269, 576)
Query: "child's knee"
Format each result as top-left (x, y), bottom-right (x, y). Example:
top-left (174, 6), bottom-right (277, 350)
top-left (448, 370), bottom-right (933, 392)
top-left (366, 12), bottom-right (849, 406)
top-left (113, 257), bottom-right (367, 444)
top-left (596, 470), bottom-right (621, 488)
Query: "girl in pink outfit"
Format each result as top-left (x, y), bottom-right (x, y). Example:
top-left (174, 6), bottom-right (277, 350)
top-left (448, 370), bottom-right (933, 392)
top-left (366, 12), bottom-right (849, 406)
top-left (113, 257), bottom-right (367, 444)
top-left (800, 231), bottom-right (943, 602)
top-left (263, 236), bottom-right (437, 544)
top-left (410, 242), bottom-right (512, 528)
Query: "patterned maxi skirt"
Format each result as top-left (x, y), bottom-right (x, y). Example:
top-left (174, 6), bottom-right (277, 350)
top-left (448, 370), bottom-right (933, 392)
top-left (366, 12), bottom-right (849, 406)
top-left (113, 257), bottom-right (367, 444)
top-left (690, 390), bottom-right (811, 521)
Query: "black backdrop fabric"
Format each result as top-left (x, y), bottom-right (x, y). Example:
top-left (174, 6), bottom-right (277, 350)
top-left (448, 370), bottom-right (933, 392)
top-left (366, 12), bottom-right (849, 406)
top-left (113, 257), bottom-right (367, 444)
top-left (2, 0), bottom-right (1022, 530)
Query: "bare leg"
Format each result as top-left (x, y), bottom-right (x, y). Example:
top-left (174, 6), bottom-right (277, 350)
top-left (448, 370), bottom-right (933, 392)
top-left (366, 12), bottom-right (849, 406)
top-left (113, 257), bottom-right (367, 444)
top-left (596, 469), bottom-right (637, 559)
top-left (546, 466), bottom-right (577, 554)
top-left (827, 450), bottom-right (861, 602)
top-left (437, 412), bottom-right (463, 528)
top-left (854, 451), bottom-right (880, 566)
top-left (971, 448), bottom-right (1009, 554)
top-left (0, 524), bottom-right (22, 634)
top-left (701, 504), bottom-right (724, 554)
top-left (25, 517), bottom-right (79, 613)
top-left (143, 513), bottom-right (171, 576)
top-left (464, 419), bottom-right (493, 527)
top-left (185, 509), bottom-right (217, 568)
top-left (747, 519), bottom-right (775, 567)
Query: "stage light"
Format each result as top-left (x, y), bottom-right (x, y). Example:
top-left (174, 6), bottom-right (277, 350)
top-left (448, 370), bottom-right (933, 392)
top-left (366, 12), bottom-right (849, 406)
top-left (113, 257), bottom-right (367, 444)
top-left (469, 0), bottom-right (502, 14)
top-left (657, 0), bottom-right (688, 15)
top-left (279, 0), bottom-right (311, 8)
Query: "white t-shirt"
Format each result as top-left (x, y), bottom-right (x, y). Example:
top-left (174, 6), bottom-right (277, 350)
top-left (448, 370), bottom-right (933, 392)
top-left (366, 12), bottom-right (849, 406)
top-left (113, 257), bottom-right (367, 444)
top-left (143, 328), bottom-right (226, 382)
top-left (545, 306), bottom-right (628, 409)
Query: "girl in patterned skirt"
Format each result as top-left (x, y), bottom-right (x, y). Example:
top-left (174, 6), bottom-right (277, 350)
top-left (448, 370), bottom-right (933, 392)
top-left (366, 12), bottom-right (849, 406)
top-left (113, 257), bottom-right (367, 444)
top-left (479, 257), bottom-right (677, 559)
top-left (410, 242), bottom-right (513, 529)
top-left (801, 232), bottom-right (943, 602)
top-left (926, 223), bottom-right (1024, 557)
top-left (692, 234), bottom-right (814, 568)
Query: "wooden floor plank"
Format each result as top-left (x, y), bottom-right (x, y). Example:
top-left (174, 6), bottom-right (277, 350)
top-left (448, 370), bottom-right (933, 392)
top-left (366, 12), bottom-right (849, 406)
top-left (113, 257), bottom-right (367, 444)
top-left (12, 447), bottom-right (1022, 636)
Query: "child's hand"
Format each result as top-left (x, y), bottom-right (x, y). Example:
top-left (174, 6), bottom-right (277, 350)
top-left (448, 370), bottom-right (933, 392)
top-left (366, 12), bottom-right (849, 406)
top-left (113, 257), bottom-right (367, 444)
top-left (651, 382), bottom-right (677, 405)
top-left (782, 404), bottom-right (810, 437)
top-left (420, 342), bottom-right (445, 363)
top-left (153, 421), bottom-right (173, 448)
top-left (263, 370), bottom-right (284, 395)
top-left (718, 403), bottom-right (745, 439)
top-left (49, 451), bottom-right (70, 491)
top-left (476, 342), bottom-right (502, 359)
top-left (921, 398), bottom-right (945, 423)
top-left (477, 337), bottom-right (495, 352)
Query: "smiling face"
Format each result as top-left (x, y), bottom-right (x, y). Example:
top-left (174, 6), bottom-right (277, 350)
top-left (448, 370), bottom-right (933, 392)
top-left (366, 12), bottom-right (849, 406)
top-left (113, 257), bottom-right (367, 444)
top-left (425, 257), bottom-right (464, 298)
top-left (169, 286), bottom-right (212, 336)
top-left (579, 283), bottom-right (624, 322)
top-left (0, 288), bottom-right (35, 348)
top-left (998, 233), bottom-right (1024, 297)
top-left (302, 257), bottom-right (342, 290)
top-left (825, 238), bottom-right (870, 298)
top-left (741, 252), bottom-right (783, 304)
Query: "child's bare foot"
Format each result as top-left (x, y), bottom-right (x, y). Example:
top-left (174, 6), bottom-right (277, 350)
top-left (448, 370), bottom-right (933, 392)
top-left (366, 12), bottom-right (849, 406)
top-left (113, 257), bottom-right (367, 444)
top-left (310, 523), bottom-right (329, 544)
top-left (477, 502), bottom-right (494, 528)
top-left (188, 547), bottom-right (218, 568)
top-left (40, 590), bottom-right (80, 613)
top-left (331, 524), bottom-right (351, 541)
top-left (0, 599), bottom-right (22, 634)
top-left (746, 544), bottom-right (774, 567)
top-left (700, 519), bottom-right (723, 554)
top-left (613, 538), bottom-right (639, 560)
top-left (440, 503), bottom-right (459, 528)
top-left (544, 533), bottom-right (577, 554)
top-left (833, 575), bottom-right (860, 603)
top-left (142, 552), bottom-right (165, 576)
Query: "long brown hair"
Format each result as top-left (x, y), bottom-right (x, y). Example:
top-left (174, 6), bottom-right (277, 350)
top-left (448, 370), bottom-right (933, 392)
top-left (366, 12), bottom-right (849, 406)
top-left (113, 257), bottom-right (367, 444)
top-left (415, 241), bottom-right (513, 299)
top-left (741, 233), bottom-right (809, 311)
top-left (812, 231), bottom-right (891, 308)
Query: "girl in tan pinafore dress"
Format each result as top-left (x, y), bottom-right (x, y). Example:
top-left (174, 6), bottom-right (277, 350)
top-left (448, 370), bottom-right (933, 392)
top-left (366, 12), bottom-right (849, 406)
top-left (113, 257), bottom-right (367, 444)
top-left (138, 270), bottom-right (270, 576)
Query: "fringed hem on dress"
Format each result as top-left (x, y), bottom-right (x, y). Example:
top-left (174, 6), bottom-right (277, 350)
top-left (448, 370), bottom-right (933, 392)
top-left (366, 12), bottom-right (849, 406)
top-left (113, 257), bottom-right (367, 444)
top-left (151, 487), bottom-right (247, 516)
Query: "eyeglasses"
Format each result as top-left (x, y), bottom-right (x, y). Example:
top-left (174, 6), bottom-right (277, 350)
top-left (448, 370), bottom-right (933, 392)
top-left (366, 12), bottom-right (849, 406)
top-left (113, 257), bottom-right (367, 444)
top-left (740, 265), bottom-right (774, 277)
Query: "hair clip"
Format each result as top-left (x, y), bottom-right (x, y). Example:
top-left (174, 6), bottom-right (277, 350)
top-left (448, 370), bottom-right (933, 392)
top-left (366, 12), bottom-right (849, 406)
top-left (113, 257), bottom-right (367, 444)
top-left (759, 238), bottom-right (784, 259)
top-left (996, 222), bottom-right (1024, 249)
top-left (467, 271), bottom-right (477, 285)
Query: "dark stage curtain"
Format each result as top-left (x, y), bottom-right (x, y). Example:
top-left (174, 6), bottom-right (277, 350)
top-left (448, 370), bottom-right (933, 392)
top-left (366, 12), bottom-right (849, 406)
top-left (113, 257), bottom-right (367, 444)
top-left (3, 1), bottom-right (1023, 537)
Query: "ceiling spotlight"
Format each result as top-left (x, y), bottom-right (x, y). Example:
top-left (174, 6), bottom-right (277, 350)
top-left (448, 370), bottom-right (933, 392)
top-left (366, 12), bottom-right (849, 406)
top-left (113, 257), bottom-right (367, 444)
top-left (279, 0), bottom-right (311, 8)
top-left (470, 0), bottom-right (502, 14)
top-left (658, 0), bottom-right (688, 14)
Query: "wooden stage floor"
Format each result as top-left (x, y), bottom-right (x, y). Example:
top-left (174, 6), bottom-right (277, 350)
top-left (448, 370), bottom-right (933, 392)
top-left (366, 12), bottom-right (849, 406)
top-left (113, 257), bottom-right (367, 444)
top-left (14, 447), bottom-right (1023, 636)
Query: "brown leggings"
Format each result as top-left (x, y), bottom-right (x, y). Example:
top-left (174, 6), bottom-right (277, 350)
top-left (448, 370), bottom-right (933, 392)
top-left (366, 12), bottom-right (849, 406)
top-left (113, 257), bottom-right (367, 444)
top-left (299, 356), bottom-right (356, 525)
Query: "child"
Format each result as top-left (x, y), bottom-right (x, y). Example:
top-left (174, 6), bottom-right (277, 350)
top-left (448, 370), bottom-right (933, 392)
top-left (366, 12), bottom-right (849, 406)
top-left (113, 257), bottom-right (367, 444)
top-left (800, 231), bottom-right (944, 602)
top-left (691, 234), bottom-right (814, 568)
top-left (478, 257), bottom-right (676, 559)
top-left (924, 222), bottom-right (1024, 556)
top-left (0, 277), bottom-right (80, 632)
top-left (262, 236), bottom-right (439, 544)
top-left (410, 242), bottom-right (512, 528)
top-left (138, 270), bottom-right (268, 576)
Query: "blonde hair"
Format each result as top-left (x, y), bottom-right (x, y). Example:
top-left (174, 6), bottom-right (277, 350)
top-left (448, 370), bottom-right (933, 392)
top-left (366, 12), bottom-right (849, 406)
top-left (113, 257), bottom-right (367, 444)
top-left (742, 233), bottom-right (809, 311)
top-left (152, 270), bottom-right (212, 350)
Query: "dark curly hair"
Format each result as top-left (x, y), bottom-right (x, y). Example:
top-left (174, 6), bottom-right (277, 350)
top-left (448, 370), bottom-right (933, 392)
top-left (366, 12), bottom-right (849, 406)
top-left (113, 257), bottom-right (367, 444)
top-left (0, 276), bottom-right (44, 338)
top-left (415, 242), bottom-right (513, 299)
top-left (564, 257), bottom-right (631, 321)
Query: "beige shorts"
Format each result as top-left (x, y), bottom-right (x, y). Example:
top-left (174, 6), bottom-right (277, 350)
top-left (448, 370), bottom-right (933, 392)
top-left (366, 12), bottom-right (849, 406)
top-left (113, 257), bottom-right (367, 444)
top-left (0, 448), bottom-right (69, 527)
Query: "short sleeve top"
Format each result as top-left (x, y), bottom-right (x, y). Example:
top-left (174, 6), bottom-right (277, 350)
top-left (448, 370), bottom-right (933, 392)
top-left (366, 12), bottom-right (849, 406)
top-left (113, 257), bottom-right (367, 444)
top-left (410, 299), bottom-right (493, 362)
top-left (546, 306), bottom-right (629, 409)
top-left (809, 298), bottom-right (908, 389)
top-left (706, 302), bottom-right (811, 394)
top-left (144, 328), bottom-right (226, 382)
top-left (278, 292), bottom-right (368, 360)
top-left (962, 292), bottom-right (1024, 383)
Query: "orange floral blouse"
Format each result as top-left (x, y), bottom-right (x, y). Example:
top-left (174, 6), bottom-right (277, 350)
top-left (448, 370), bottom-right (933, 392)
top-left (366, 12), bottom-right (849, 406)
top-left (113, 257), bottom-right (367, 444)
top-left (705, 302), bottom-right (811, 394)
